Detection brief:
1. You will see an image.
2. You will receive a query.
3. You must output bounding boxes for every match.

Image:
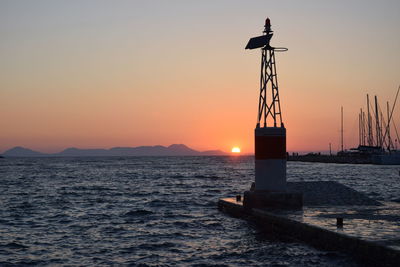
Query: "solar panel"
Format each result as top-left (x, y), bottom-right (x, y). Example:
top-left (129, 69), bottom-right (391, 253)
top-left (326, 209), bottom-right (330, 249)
top-left (245, 35), bottom-right (272, 50)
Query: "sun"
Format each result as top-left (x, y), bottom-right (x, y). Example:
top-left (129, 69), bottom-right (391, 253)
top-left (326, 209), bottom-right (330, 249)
top-left (231, 147), bottom-right (241, 153)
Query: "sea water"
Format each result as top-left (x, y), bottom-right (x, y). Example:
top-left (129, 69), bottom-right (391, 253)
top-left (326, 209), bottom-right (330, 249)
top-left (0, 156), bottom-right (399, 266)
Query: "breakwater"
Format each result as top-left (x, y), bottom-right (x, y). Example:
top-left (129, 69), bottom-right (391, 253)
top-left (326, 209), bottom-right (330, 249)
top-left (219, 181), bottom-right (400, 266)
top-left (288, 154), bottom-right (372, 164)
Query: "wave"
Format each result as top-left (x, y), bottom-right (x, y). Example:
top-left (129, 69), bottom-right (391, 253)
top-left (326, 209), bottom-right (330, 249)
top-left (124, 209), bottom-right (154, 217)
top-left (0, 242), bottom-right (28, 250)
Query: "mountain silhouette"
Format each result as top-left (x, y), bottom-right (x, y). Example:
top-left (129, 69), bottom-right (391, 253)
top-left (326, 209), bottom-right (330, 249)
top-left (3, 146), bottom-right (46, 157)
top-left (2, 144), bottom-right (227, 157)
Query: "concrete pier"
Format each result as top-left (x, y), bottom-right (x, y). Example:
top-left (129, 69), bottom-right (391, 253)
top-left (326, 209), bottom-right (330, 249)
top-left (219, 181), bottom-right (400, 266)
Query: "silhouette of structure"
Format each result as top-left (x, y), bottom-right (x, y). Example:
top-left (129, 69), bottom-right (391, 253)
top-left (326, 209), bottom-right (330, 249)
top-left (243, 18), bottom-right (302, 208)
top-left (246, 18), bottom-right (285, 128)
top-left (245, 18), bottom-right (288, 192)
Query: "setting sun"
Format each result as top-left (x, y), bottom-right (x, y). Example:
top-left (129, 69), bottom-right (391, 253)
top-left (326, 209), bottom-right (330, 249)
top-left (231, 147), bottom-right (241, 153)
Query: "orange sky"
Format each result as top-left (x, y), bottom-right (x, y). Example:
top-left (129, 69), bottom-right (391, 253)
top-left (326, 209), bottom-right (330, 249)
top-left (1, 1), bottom-right (400, 154)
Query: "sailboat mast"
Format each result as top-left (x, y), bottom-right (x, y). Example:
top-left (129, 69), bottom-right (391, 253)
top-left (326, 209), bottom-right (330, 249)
top-left (387, 101), bottom-right (392, 151)
top-left (341, 106), bottom-right (344, 152)
top-left (367, 94), bottom-right (373, 146)
top-left (363, 110), bottom-right (366, 145)
top-left (384, 85), bottom-right (400, 148)
top-left (359, 110), bottom-right (362, 147)
top-left (375, 96), bottom-right (381, 148)
top-left (380, 110), bottom-right (384, 149)
top-left (362, 110), bottom-right (366, 146)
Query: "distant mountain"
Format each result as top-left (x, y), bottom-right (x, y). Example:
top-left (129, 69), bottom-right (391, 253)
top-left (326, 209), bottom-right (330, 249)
top-left (3, 146), bottom-right (46, 157)
top-left (58, 147), bottom-right (110, 157)
top-left (200, 150), bottom-right (226, 156)
top-left (2, 144), bottom-right (227, 157)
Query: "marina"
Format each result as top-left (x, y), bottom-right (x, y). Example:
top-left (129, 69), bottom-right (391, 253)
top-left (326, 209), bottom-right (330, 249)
top-left (289, 86), bottom-right (400, 165)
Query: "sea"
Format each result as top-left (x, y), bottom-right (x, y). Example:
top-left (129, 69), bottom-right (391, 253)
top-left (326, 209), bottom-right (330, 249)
top-left (0, 156), bottom-right (399, 266)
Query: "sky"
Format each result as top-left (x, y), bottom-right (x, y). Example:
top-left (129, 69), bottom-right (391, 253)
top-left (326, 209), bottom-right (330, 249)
top-left (1, 0), bottom-right (399, 154)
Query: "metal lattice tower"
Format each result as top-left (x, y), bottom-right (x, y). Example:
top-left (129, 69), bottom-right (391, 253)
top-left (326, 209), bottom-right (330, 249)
top-left (246, 18), bottom-right (287, 128)
top-left (258, 47), bottom-right (282, 128)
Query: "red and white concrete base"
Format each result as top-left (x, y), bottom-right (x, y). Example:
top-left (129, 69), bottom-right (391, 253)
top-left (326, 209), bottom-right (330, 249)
top-left (255, 127), bottom-right (286, 191)
top-left (243, 126), bottom-right (303, 209)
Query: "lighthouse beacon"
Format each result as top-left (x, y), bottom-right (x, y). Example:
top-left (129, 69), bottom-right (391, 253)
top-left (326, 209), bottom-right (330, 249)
top-left (244, 18), bottom-right (302, 208)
